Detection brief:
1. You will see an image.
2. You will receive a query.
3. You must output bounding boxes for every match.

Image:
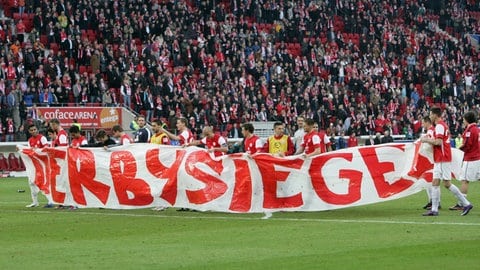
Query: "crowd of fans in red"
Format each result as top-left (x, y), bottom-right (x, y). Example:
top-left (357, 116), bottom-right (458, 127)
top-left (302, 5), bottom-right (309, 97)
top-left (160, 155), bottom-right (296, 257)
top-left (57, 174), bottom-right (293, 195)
top-left (0, 0), bottom-right (479, 141)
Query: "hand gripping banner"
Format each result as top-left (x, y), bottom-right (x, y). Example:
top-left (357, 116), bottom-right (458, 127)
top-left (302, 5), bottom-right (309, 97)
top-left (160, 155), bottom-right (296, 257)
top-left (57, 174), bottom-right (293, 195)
top-left (18, 142), bottom-right (463, 213)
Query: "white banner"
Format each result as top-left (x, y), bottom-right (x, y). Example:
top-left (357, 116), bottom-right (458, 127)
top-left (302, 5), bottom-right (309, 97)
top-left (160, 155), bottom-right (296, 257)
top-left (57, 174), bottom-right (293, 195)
top-left (18, 142), bottom-right (463, 213)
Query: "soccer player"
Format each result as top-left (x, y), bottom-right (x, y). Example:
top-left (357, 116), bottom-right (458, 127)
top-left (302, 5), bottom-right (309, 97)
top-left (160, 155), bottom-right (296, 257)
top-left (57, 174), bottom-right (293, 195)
top-left (111, 124), bottom-right (133, 145)
top-left (296, 118), bottom-right (322, 158)
top-left (188, 126), bottom-right (228, 157)
top-left (241, 122), bottom-right (264, 155)
top-left (149, 119), bottom-right (170, 145)
top-left (160, 117), bottom-right (194, 146)
top-left (420, 107), bottom-right (473, 216)
top-left (83, 129), bottom-right (117, 147)
top-left (293, 116), bottom-right (305, 152)
top-left (263, 122), bottom-right (294, 157)
top-left (25, 124), bottom-right (53, 208)
top-left (449, 111), bottom-right (480, 211)
top-left (69, 125), bottom-right (88, 148)
top-left (419, 116), bottom-right (437, 210)
top-left (313, 122), bottom-right (332, 153)
top-left (49, 118), bottom-right (68, 147)
top-left (134, 115), bottom-right (152, 143)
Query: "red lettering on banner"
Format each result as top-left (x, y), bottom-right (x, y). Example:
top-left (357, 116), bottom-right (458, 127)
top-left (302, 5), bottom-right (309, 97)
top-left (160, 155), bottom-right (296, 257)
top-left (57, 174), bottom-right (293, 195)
top-left (310, 153), bottom-right (362, 205)
top-left (407, 142), bottom-right (433, 182)
top-left (184, 151), bottom-right (227, 204)
top-left (22, 149), bottom-right (50, 194)
top-left (110, 151), bottom-right (153, 206)
top-left (256, 155), bottom-right (304, 209)
top-left (31, 148), bottom-right (66, 203)
top-left (68, 148), bottom-right (110, 205)
top-left (358, 146), bottom-right (414, 198)
top-left (145, 148), bottom-right (186, 205)
top-left (229, 158), bottom-right (252, 212)
top-left (40, 148), bottom-right (67, 203)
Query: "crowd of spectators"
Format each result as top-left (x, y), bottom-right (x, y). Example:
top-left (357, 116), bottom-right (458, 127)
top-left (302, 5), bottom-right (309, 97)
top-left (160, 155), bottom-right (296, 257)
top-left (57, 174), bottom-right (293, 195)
top-left (0, 0), bottom-right (479, 142)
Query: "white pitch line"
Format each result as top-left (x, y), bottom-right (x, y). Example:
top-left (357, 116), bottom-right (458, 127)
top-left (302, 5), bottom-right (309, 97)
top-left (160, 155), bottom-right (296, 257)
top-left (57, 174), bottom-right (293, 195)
top-left (3, 209), bottom-right (480, 227)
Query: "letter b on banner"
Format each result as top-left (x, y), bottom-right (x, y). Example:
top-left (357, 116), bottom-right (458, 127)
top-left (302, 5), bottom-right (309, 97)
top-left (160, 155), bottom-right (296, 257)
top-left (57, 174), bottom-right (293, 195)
top-left (110, 151), bottom-right (153, 206)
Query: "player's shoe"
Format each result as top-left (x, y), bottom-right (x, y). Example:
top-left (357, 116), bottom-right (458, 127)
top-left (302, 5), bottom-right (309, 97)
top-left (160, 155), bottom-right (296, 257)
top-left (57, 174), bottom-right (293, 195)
top-left (422, 211), bottom-right (439, 216)
top-left (449, 204), bottom-right (463, 211)
top-left (461, 205), bottom-right (473, 216)
top-left (423, 201), bottom-right (432, 209)
top-left (26, 203), bottom-right (39, 208)
top-left (43, 203), bottom-right (54, 208)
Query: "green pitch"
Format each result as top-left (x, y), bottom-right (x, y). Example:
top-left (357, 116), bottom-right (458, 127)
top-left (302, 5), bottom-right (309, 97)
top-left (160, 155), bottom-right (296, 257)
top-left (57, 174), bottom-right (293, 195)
top-left (1, 177), bottom-right (479, 270)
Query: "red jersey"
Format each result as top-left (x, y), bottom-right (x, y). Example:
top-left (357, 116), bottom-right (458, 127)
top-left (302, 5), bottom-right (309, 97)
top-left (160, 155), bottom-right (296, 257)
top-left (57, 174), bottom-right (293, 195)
top-left (53, 129), bottom-right (68, 147)
top-left (433, 120), bottom-right (452, 162)
top-left (426, 126), bottom-right (435, 138)
top-left (71, 136), bottom-right (88, 147)
top-left (178, 129), bottom-right (194, 145)
top-left (120, 134), bottom-right (133, 145)
top-left (460, 123), bottom-right (480, 161)
top-left (28, 134), bottom-right (48, 148)
top-left (244, 135), bottom-right (263, 154)
top-left (317, 130), bottom-right (331, 153)
top-left (347, 135), bottom-right (358, 147)
top-left (200, 134), bottom-right (227, 157)
top-left (302, 131), bottom-right (321, 154)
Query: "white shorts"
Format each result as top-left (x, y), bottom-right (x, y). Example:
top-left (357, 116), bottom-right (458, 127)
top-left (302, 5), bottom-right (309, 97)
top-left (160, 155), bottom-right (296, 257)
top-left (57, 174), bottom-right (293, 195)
top-left (433, 162), bottom-right (452, 180)
top-left (459, 160), bottom-right (480, 182)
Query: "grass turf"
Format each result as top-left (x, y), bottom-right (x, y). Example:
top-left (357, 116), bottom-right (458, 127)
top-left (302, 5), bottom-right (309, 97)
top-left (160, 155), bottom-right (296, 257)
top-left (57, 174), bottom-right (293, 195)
top-left (1, 177), bottom-right (479, 270)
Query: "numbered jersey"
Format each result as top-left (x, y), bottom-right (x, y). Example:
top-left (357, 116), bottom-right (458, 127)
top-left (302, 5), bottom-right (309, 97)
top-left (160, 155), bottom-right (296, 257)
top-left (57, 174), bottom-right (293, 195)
top-left (433, 120), bottom-right (451, 162)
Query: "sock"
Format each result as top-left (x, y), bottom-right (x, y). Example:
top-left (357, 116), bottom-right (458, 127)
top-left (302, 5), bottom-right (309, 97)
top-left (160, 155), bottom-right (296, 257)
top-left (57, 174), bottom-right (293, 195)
top-left (431, 186), bottom-right (440, 212)
top-left (426, 186), bottom-right (432, 201)
top-left (30, 192), bottom-right (38, 205)
top-left (449, 185), bottom-right (470, 206)
top-left (458, 193), bottom-right (467, 206)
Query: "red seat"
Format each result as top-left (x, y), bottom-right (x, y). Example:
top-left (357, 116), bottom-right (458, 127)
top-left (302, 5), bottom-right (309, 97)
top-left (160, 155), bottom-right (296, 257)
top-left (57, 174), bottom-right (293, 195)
top-left (0, 153), bottom-right (9, 171)
top-left (18, 157), bottom-right (25, 171)
top-left (8, 153), bottom-right (20, 171)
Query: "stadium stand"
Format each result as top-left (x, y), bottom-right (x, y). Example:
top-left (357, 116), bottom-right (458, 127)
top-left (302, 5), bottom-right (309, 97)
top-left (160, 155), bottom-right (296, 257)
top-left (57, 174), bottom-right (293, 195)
top-left (0, 0), bottom-right (476, 160)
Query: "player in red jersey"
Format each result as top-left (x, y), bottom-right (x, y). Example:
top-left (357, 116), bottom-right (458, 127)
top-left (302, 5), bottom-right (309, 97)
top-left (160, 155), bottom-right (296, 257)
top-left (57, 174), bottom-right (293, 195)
top-left (241, 122), bottom-right (264, 155)
top-left (449, 111), bottom-right (480, 211)
top-left (296, 118), bottom-right (322, 158)
top-left (419, 116), bottom-right (436, 210)
top-left (49, 118), bottom-right (68, 146)
top-left (24, 124), bottom-right (54, 208)
top-left (69, 125), bottom-right (88, 148)
top-left (27, 124), bottom-right (48, 148)
top-left (188, 126), bottom-right (228, 157)
top-left (420, 107), bottom-right (473, 216)
top-left (160, 117), bottom-right (193, 146)
top-left (313, 123), bottom-right (332, 153)
top-left (111, 124), bottom-right (133, 145)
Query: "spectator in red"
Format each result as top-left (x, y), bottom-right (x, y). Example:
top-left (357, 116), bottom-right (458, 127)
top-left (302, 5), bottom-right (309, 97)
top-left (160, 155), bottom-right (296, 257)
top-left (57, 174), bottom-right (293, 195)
top-left (347, 132), bottom-right (358, 148)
